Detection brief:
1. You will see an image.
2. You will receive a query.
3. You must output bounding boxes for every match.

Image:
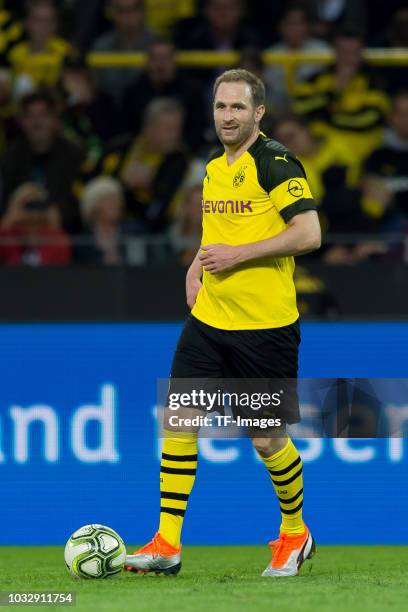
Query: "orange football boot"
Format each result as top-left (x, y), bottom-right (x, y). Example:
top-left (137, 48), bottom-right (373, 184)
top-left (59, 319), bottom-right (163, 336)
top-left (262, 526), bottom-right (316, 577)
top-left (125, 532), bottom-right (181, 575)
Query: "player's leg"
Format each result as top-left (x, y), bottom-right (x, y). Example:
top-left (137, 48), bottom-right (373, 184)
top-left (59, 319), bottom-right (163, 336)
top-left (252, 434), bottom-right (304, 535)
top-left (125, 412), bottom-right (200, 575)
top-left (158, 418), bottom-right (199, 550)
top-left (251, 434), bottom-right (315, 576)
top-left (225, 320), bottom-right (315, 576)
top-left (126, 315), bottom-right (224, 575)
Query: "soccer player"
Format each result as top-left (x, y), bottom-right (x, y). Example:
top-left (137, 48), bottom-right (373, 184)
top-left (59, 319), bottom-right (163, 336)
top-left (126, 69), bottom-right (321, 577)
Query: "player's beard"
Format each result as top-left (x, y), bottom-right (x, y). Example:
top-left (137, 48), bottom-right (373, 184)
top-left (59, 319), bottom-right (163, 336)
top-left (216, 119), bottom-right (255, 148)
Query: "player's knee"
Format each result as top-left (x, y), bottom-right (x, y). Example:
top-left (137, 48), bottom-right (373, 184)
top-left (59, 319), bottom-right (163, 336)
top-left (251, 436), bottom-right (287, 457)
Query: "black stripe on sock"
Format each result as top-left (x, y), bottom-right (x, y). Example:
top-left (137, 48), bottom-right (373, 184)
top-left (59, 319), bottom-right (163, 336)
top-left (160, 491), bottom-right (189, 501)
top-left (280, 500), bottom-right (303, 515)
top-left (160, 466), bottom-right (196, 475)
top-left (268, 456), bottom-right (301, 476)
top-left (271, 467), bottom-right (303, 486)
top-left (160, 506), bottom-right (185, 517)
top-left (278, 488), bottom-right (303, 505)
top-left (162, 452), bottom-right (198, 462)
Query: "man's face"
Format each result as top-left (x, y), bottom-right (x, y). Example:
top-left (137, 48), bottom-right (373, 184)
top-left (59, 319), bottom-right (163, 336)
top-left (147, 43), bottom-right (176, 84)
top-left (280, 9), bottom-right (308, 49)
top-left (147, 111), bottom-right (183, 153)
top-left (20, 102), bottom-right (57, 148)
top-left (335, 37), bottom-right (363, 73)
top-left (214, 81), bottom-right (264, 148)
top-left (26, 4), bottom-right (57, 45)
top-left (206, 0), bottom-right (241, 33)
top-left (111, 0), bottom-right (144, 35)
top-left (390, 96), bottom-right (408, 140)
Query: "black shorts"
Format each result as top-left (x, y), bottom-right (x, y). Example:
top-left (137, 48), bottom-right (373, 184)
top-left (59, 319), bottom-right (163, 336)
top-left (169, 315), bottom-right (300, 424)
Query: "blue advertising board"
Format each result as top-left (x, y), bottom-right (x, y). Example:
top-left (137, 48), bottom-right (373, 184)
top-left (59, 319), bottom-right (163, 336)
top-left (0, 322), bottom-right (407, 545)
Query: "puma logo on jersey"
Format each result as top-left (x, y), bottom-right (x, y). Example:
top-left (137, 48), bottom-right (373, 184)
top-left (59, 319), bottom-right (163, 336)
top-left (275, 154), bottom-right (288, 163)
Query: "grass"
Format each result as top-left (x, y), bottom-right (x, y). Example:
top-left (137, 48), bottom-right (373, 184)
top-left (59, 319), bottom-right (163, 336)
top-left (0, 546), bottom-right (407, 612)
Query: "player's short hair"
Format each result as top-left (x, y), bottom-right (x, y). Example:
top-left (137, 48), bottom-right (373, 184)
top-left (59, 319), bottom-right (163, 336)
top-left (213, 69), bottom-right (265, 108)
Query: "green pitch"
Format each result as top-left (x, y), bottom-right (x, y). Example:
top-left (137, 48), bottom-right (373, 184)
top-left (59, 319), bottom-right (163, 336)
top-left (0, 546), bottom-right (407, 612)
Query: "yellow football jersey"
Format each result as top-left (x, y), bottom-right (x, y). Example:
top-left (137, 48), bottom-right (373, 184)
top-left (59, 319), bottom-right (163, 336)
top-left (191, 134), bottom-right (316, 330)
top-left (8, 37), bottom-right (71, 86)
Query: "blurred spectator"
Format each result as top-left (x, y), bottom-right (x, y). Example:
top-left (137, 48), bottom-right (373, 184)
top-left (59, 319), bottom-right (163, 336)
top-left (144, 0), bottom-right (196, 38)
top-left (362, 91), bottom-right (408, 231)
top-left (292, 26), bottom-right (391, 162)
top-left (264, 4), bottom-right (331, 113)
top-left (69, 0), bottom-right (111, 52)
top-left (7, 0), bottom-right (72, 88)
top-left (91, 0), bottom-right (156, 109)
top-left (1, 90), bottom-right (84, 232)
top-left (304, 0), bottom-right (366, 41)
top-left (175, 0), bottom-right (262, 50)
top-left (274, 113), bottom-right (385, 263)
top-left (372, 9), bottom-right (408, 94)
top-left (0, 183), bottom-right (71, 265)
top-left (273, 113), bottom-right (359, 205)
top-left (0, 1), bottom-right (24, 60)
top-left (88, 97), bottom-right (190, 232)
top-left (170, 183), bottom-right (202, 266)
top-left (60, 55), bottom-right (118, 165)
top-left (122, 39), bottom-right (207, 151)
top-left (246, 0), bottom-right (284, 45)
top-left (75, 176), bottom-right (127, 264)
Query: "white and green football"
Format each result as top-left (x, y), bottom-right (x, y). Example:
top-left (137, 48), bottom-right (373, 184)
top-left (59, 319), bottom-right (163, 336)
top-left (64, 524), bottom-right (126, 579)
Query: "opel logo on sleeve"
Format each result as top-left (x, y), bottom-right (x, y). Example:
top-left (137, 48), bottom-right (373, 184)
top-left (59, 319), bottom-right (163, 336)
top-left (287, 179), bottom-right (304, 198)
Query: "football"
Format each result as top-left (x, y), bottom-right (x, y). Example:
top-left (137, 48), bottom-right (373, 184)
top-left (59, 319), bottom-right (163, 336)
top-left (64, 524), bottom-right (126, 579)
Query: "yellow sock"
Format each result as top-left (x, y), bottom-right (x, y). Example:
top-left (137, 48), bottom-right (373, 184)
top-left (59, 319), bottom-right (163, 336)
top-left (158, 432), bottom-right (198, 548)
top-left (261, 438), bottom-right (305, 535)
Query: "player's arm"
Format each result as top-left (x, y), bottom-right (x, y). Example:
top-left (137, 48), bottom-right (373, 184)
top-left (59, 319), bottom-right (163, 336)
top-left (199, 210), bottom-right (321, 273)
top-left (186, 249), bottom-right (203, 308)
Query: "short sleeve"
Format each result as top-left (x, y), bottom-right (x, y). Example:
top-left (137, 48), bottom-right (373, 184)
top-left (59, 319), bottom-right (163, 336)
top-left (266, 156), bottom-right (317, 223)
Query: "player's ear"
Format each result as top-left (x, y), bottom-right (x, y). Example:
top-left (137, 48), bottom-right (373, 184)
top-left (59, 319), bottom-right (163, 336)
top-left (255, 105), bottom-right (265, 124)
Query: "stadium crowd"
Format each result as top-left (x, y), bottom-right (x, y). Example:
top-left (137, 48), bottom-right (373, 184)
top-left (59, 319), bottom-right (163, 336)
top-left (0, 0), bottom-right (407, 267)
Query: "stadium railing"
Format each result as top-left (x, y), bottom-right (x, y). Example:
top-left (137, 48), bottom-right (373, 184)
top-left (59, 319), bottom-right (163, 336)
top-left (86, 48), bottom-right (408, 67)
top-left (0, 233), bottom-right (406, 265)
top-left (24, 49), bottom-right (408, 94)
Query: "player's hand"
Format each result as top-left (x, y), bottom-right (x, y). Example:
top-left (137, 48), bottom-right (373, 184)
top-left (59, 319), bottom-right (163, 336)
top-left (186, 276), bottom-right (202, 309)
top-left (199, 244), bottom-right (244, 273)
